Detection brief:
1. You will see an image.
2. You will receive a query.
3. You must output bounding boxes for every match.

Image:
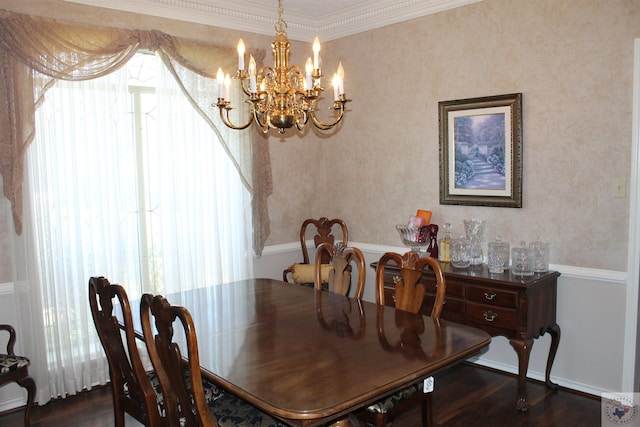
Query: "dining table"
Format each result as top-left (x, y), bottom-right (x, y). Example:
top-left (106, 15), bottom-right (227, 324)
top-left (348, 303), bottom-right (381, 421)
top-left (148, 278), bottom-right (491, 427)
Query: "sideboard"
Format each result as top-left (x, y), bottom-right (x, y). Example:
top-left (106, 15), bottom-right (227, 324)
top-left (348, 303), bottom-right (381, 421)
top-left (372, 260), bottom-right (560, 411)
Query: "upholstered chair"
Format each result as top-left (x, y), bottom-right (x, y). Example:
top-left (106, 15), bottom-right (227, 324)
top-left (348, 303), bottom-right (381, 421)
top-left (283, 217), bottom-right (348, 286)
top-left (89, 277), bottom-right (163, 426)
top-left (0, 324), bottom-right (36, 426)
top-left (140, 293), bottom-right (288, 426)
top-left (357, 251), bottom-right (446, 427)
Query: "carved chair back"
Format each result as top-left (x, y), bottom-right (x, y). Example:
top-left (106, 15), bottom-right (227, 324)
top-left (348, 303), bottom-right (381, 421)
top-left (375, 252), bottom-right (446, 318)
top-left (283, 217), bottom-right (348, 283)
top-left (140, 294), bottom-right (215, 426)
top-left (88, 277), bottom-right (161, 426)
top-left (314, 242), bottom-right (366, 299)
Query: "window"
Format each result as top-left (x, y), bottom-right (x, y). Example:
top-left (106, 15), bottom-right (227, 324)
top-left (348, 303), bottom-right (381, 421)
top-left (27, 52), bottom-right (253, 392)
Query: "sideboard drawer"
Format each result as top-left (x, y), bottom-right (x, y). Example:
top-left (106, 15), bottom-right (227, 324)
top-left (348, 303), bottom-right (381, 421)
top-left (466, 302), bottom-right (518, 330)
top-left (423, 294), bottom-right (465, 314)
top-left (422, 277), bottom-right (465, 298)
top-left (467, 285), bottom-right (518, 308)
top-left (384, 286), bottom-right (465, 320)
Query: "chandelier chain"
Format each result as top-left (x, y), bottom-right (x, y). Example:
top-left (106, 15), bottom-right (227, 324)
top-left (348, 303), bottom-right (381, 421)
top-left (275, 0), bottom-right (286, 34)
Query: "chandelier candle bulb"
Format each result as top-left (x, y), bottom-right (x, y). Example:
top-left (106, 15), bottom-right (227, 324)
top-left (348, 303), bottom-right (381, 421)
top-left (337, 62), bottom-right (345, 94)
top-left (216, 68), bottom-right (225, 99)
top-left (237, 39), bottom-right (245, 71)
top-left (224, 73), bottom-right (231, 101)
top-left (313, 37), bottom-right (321, 71)
top-left (305, 58), bottom-right (313, 91)
top-left (332, 74), bottom-right (340, 101)
top-left (248, 56), bottom-right (257, 93)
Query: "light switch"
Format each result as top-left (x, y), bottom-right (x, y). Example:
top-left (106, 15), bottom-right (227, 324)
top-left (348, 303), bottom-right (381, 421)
top-left (613, 178), bottom-right (626, 198)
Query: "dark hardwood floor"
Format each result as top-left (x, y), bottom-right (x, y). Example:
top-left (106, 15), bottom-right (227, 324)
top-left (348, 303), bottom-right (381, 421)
top-left (0, 363), bottom-right (601, 426)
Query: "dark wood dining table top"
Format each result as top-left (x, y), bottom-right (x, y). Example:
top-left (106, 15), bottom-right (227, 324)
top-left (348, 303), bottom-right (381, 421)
top-left (159, 278), bottom-right (491, 426)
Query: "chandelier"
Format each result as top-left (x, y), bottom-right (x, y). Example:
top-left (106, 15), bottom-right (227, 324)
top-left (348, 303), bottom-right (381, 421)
top-left (214, 0), bottom-right (351, 134)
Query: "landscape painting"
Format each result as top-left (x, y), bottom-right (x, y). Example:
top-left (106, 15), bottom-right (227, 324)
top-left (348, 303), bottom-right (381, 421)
top-left (438, 93), bottom-right (523, 208)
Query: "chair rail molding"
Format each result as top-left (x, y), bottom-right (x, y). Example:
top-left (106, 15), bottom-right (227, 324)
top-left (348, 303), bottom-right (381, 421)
top-left (0, 282), bottom-right (14, 296)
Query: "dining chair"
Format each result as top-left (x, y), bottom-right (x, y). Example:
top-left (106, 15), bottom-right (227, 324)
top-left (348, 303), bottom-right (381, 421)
top-left (283, 217), bottom-right (349, 286)
top-left (140, 293), bottom-right (288, 426)
top-left (314, 242), bottom-right (366, 299)
top-left (356, 251), bottom-right (446, 427)
top-left (88, 277), bottom-right (163, 426)
top-left (0, 324), bottom-right (36, 426)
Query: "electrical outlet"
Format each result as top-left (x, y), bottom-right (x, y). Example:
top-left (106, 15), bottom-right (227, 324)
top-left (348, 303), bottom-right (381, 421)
top-left (613, 178), bottom-right (626, 198)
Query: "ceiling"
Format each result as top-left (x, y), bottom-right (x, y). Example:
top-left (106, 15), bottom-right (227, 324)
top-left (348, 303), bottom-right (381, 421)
top-left (64, 0), bottom-right (483, 41)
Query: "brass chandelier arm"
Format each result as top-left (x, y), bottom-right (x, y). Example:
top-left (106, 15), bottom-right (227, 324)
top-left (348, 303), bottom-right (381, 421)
top-left (254, 111), bottom-right (272, 134)
top-left (310, 103), bottom-right (347, 130)
top-left (238, 75), bottom-right (252, 97)
top-left (293, 109), bottom-right (310, 131)
top-left (216, 101), bottom-right (255, 130)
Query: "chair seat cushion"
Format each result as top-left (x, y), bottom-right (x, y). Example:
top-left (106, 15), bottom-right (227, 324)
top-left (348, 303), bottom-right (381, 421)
top-left (0, 354), bottom-right (30, 375)
top-left (202, 377), bottom-right (225, 403)
top-left (290, 263), bottom-right (332, 284)
top-left (209, 389), bottom-right (288, 427)
top-left (365, 384), bottom-right (419, 414)
top-left (122, 370), bottom-right (163, 398)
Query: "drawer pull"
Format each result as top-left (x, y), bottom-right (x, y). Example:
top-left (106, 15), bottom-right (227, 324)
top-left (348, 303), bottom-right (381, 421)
top-left (483, 311), bottom-right (498, 322)
top-left (393, 275), bottom-right (402, 284)
top-left (484, 291), bottom-right (496, 300)
top-left (392, 294), bottom-right (396, 303)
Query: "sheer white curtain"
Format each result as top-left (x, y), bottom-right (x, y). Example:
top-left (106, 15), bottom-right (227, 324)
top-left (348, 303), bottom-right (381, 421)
top-left (19, 53), bottom-right (253, 403)
top-left (154, 56), bottom-right (253, 292)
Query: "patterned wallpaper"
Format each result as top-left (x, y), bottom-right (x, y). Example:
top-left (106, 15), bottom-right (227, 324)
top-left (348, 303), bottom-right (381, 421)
top-left (265, 0), bottom-right (638, 271)
top-left (0, 0), bottom-right (637, 274)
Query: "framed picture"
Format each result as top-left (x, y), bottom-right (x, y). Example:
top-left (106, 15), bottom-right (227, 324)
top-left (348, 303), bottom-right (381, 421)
top-left (438, 93), bottom-right (523, 208)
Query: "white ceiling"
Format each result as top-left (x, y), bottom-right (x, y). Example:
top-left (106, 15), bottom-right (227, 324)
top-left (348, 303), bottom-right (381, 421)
top-left (63, 0), bottom-right (483, 41)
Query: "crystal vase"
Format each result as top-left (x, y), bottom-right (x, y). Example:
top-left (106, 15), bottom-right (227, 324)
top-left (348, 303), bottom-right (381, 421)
top-left (463, 218), bottom-right (485, 266)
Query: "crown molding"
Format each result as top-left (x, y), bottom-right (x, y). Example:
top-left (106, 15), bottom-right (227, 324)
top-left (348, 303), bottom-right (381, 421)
top-left (63, 0), bottom-right (483, 41)
top-left (306, 0), bottom-right (483, 41)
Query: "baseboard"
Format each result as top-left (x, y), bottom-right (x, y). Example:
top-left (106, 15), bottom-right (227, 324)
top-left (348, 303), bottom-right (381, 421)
top-left (469, 356), bottom-right (605, 398)
top-left (0, 396), bottom-right (25, 413)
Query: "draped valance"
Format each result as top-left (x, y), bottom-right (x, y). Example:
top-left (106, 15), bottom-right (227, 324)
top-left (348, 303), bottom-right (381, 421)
top-left (0, 9), bottom-right (272, 255)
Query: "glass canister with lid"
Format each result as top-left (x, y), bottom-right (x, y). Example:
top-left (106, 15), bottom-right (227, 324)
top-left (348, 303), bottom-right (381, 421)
top-left (450, 236), bottom-right (471, 269)
top-left (488, 235), bottom-right (510, 272)
top-left (530, 236), bottom-right (550, 273)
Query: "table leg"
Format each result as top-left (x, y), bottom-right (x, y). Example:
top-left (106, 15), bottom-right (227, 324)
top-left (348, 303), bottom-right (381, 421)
top-left (545, 323), bottom-right (561, 390)
top-left (509, 338), bottom-right (533, 412)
